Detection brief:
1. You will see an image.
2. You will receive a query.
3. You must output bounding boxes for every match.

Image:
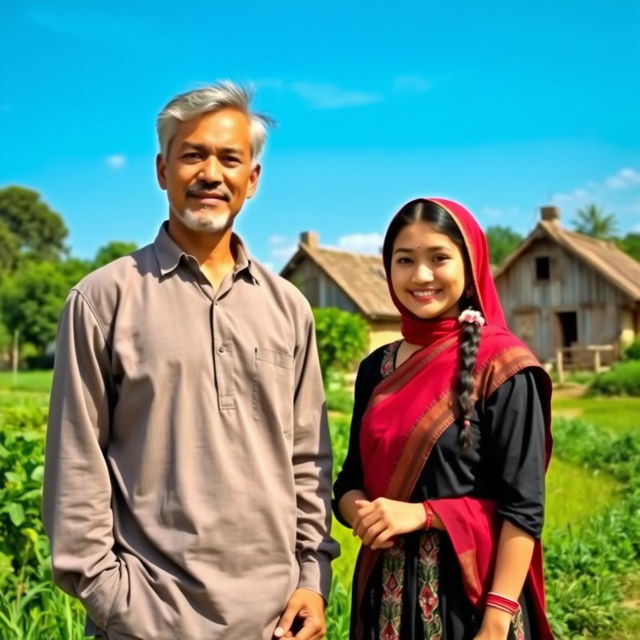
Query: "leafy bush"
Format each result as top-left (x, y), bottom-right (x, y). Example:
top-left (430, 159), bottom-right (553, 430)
top-left (313, 307), bottom-right (368, 383)
top-left (326, 388), bottom-right (354, 415)
top-left (588, 360), bottom-right (640, 396)
top-left (329, 414), bottom-right (351, 482)
top-left (0, 401), bottom-right (86, 638)
top-left (545, 418), bottom-right (640, 637)
top-left (0, 404), bottom-right (49, 589)
top-left (624, 337), bottom-right (640, 361)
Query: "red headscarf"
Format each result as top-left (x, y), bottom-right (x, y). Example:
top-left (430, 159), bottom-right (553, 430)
top-left (361, 197), bottom-right (551, 499)
top-left (387, 197), bottom-right (506, 343)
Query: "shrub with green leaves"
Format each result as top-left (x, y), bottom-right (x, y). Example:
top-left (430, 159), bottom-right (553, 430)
top-left (313, 307), bottom-right (368, 383)
top-left (588, 360), bottom-right (640, 396)
top-left (545, 418), bottom-right (640, 637)
top-left (624, 336), bottom-right (640, 361)
top-left (326, 387), bottom-right (354, 415)
top-left (0, 401), bottom-right (85, 638)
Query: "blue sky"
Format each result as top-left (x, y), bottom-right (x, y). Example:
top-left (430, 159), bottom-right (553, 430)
top-left (1, 0), bottom-right (639, 269)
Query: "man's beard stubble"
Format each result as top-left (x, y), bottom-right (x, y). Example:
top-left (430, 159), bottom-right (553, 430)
top-left (178, 207), bottom-right (232, 233)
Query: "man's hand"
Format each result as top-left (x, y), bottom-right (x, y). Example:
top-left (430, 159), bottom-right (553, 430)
top-left (274, 588), bottom-right (326, 639)
top-left (352, 498), bottom-right (428, 549)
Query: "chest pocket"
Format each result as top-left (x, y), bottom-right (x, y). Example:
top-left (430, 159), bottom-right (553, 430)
top-left (253, 347), bottom-right (295, 431)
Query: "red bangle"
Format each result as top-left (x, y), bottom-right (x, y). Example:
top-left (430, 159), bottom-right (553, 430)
top-left (422, 501), bottom-right (433, 530)
top-left (485, 592), bottom-right (520, 616)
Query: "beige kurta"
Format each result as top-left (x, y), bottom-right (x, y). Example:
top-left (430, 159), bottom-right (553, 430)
top-left (43, 225), bottom-right (338, 639)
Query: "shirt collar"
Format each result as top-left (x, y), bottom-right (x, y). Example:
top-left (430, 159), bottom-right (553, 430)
top-left (152, 222), bottom-right (260, 284)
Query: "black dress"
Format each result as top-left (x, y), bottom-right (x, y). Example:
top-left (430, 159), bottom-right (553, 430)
top-left (332, 342), bottom-right (547, 640)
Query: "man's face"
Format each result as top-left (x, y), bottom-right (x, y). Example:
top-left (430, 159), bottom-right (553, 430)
top-left (156, 108), bottom-right (260, 234)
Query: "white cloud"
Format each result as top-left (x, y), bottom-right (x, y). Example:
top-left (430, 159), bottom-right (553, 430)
top-left (393, 74), bottom-right (432, 95)
top-left (268, 234), bottom-right (290, 246)
top-left (605, 167), bottom-right (640, 190)
top-left (256, 77), bottom-right (431, 110)
top-left (290, 82), bottom-right (382, 109)
top-left (270, 244), bottom-right (298, 260)
top-left (337, 232), bottom-right (384, 255)
top-left (550, 186), bottom-right (596, 210)
top-left (106, 154), bottom-right (126, 170)
top-left (552, 167), bottom-right (640, 206)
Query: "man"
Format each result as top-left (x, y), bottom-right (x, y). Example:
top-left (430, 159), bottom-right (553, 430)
top-left (43, 82), bottom-right (338, 640)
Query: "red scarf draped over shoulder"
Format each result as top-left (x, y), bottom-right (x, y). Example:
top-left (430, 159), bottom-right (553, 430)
top-left (355, 198), bottom-right (554, 639)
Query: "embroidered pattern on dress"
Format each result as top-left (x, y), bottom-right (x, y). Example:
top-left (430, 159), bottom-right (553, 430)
top-left (381, 341), bottom-right (402, 378)
top-left (418, 531), bottom-right (443, 639)
top-left (378, 538), bottom-right (405, 640)
top-left (511, 605), bottom-right (525, 640)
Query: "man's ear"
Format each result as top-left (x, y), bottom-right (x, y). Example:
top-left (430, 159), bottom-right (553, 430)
top-left (156, 153), bottom-right (167, 190)
top-left (246, 163), bottom-right (261, 199)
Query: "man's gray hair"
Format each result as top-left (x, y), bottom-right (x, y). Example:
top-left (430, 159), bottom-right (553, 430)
top-left (157, 81), bottom-right (274, 165)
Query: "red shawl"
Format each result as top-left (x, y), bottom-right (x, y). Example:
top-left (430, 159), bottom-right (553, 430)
top-left (355, 197), bottom-right (554, 639)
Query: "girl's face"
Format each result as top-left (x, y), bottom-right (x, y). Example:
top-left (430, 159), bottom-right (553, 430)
top-left (390, 221), bottom-right (467, 319)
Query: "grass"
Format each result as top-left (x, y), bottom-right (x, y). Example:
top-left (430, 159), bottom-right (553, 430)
top-left (0, 371), bottom-right (53, 394)
top-left (545, 457), bottom-right (619, 532)
top-left (552, 390), bottom-right (640, 435)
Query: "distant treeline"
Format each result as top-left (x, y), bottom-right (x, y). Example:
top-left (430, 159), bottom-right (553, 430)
top-left (0, 186), bottom-right (136, 368)
top-left (0, 186), bottom-right (638, 368)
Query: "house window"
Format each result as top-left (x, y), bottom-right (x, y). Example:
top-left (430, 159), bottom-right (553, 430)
top-left (536, 257), bottom-right (550, 281)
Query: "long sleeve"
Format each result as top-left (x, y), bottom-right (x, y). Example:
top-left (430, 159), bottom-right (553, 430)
top-left (42, 290), bottom-right (124, 630)
top-left (483, 369), bottom-right (547, 538)
top-left (332, 350), bottom-right (381, 527)
top-left (291, 311), bottom-right (339, 599)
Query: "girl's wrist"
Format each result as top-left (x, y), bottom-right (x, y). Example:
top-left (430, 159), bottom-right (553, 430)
top-left (480, 605), bottom-right (511, 636)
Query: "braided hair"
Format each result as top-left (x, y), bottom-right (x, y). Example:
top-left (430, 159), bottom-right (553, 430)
top-left (454, 298), bottom-right (481, 450)
top-left (382, 199), bottom-right (481, 451)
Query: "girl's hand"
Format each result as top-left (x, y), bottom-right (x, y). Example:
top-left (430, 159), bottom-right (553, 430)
top-left (472, 607), bottom-right (511, 640)
top-left (351, 498), bottom-right (426, 550)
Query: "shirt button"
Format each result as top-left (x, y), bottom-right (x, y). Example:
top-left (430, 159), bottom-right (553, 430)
top-left (218, 345), bottom-right (225, 354)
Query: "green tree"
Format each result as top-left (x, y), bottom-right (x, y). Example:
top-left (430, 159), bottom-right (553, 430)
top-left (313, 307), bottom-right (368, 383)
top-left (0, 186), bottom-right (68, 268)
top-left (485, 226), bottom-right (523, 266)
top-left (617, 232), bottom-right (640, 262)
top-left (93, 241), bottom-right (138, 269)
top-left (571, 203), bottom-right (617, 239)
top-left (1, 259), bottom-right (89, 357)
top-left (0, 222), bottom-right (19, 274)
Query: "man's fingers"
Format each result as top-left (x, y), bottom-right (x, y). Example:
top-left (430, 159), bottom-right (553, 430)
top-left (292, 614), bottom-right (324, 640)
top-left (274, 602), bottom-right (299, 637)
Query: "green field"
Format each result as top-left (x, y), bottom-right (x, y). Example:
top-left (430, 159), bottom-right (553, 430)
top-left (553, 391), bottom-right (640, 435)
top-left (0, 371), bottom-right (638, 638)
top-left (0, 370), bottom-right (53, 394)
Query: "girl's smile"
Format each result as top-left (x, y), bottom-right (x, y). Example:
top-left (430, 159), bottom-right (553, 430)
top-left (390, 221), bottom-right (466, 319)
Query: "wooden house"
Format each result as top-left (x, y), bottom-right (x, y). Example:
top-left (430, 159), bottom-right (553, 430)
top-left (494, 206), bottom-right (640, 366)
top-left (280, 232), bottom-right (401, 351)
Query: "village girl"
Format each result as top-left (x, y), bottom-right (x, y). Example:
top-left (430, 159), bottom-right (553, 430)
top-left (333, 198), bottom-right (554, 640)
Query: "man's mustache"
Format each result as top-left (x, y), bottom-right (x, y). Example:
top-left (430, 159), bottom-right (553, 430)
top-left (186, 181), bottom-right (230, 200)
